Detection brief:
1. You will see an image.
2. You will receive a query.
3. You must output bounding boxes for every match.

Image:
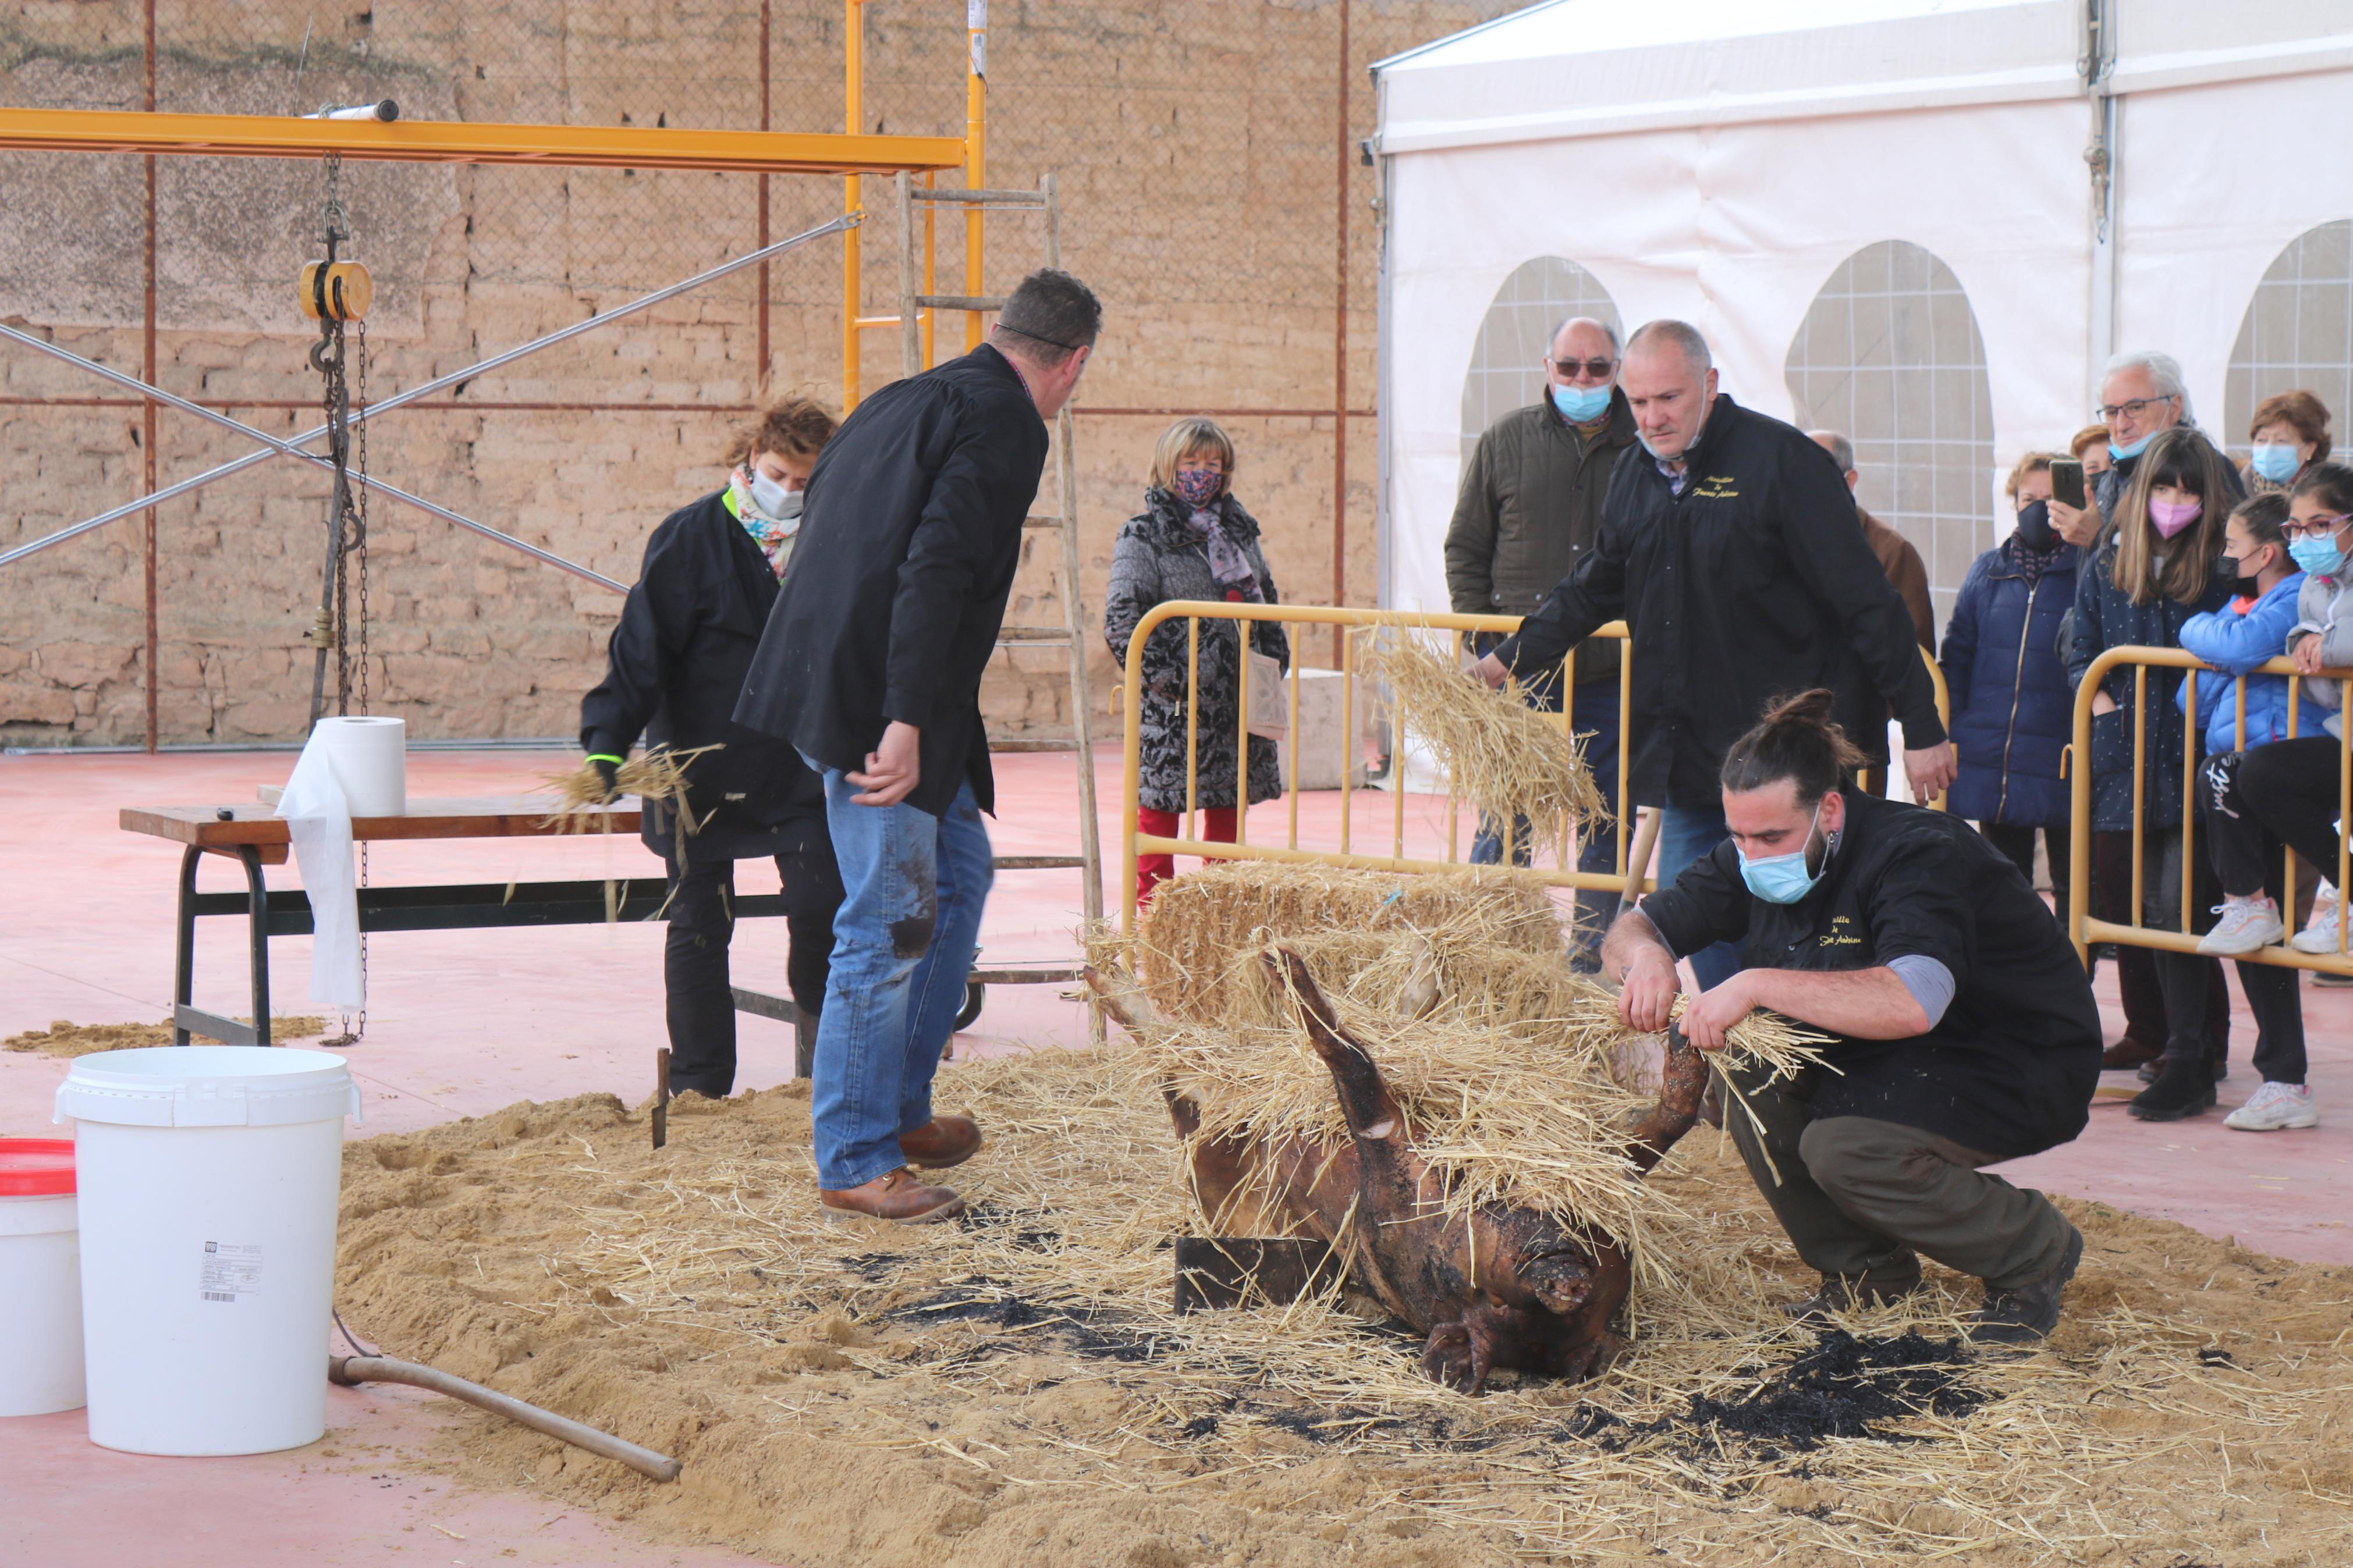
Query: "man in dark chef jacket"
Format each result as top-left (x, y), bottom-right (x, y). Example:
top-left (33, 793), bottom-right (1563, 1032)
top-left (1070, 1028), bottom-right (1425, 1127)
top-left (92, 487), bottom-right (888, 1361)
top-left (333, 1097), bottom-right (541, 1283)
top-left (1603, 690), bottom-right (2102, 1344)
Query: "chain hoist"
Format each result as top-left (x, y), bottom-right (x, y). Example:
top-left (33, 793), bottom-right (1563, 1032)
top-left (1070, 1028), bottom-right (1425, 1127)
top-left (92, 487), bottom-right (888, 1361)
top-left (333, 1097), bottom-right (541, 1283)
top-left (303, 152), bottom-right (375, 1046)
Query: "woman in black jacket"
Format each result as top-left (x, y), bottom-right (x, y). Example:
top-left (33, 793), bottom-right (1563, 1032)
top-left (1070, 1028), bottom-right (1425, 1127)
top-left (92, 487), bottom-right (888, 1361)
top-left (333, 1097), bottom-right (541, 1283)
top-left (580, 399), bottom-right (843, 1097)
top-left (1103, 418), bottom-right (1289, 905)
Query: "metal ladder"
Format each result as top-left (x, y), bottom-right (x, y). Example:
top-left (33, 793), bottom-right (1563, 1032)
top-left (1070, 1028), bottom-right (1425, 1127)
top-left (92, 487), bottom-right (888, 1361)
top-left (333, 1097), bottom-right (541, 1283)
top-left (734, 171), bottom-right (1103, 1070)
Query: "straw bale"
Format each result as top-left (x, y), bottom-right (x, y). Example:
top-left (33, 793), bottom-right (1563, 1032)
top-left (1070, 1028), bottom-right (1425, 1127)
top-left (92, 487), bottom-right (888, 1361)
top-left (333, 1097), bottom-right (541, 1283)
top-left (1354, 627), bottom-right (1604, 865)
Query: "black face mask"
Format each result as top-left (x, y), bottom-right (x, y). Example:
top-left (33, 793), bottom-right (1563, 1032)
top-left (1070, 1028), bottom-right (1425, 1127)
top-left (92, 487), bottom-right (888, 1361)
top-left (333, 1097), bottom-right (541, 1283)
top-left (2221, 552), bottom-right (2266, 598)
top-left (2015, 499), bottom-right (2056, 551)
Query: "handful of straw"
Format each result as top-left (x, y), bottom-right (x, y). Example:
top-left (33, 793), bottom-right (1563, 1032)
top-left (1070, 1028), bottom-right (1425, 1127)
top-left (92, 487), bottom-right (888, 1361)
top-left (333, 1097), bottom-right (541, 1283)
top-left (1354, 628), bottom-right (1603, 865)
top-left (538, 744), bottom-right (719, 872)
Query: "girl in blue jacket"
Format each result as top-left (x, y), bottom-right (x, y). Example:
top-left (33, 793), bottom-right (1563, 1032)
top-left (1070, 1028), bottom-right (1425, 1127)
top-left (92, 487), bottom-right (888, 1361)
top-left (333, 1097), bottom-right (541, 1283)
top-left (2192, 489), bottom-right (2331, 1130)
top-left (2178, 492), bottom-right (2307, 759)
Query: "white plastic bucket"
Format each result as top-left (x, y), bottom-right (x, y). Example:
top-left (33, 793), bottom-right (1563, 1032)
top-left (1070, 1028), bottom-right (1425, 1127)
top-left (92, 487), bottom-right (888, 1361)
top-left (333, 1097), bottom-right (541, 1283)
top-left (55, 1046), bottom-right (361, 1456)
top-left (0, 1140), bottom-right (83, 1417)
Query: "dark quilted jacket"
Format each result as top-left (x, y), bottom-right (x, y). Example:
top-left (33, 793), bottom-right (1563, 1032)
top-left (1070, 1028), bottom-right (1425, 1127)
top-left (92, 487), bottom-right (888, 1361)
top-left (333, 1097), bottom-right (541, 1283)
top-left (1940, 536), bottom-right (2079, 829)
top-left (1103, 490), bottom-right (1289, 814)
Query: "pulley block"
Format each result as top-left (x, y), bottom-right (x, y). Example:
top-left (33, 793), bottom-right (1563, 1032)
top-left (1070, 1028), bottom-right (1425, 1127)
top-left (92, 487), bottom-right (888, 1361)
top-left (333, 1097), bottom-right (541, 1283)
top-left (300, 259), bottom-right (372, 322)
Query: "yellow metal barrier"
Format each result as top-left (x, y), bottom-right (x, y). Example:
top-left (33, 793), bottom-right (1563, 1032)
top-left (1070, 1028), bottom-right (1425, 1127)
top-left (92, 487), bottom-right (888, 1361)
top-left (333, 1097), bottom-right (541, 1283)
top-left (1115, 602), bottom-right (1949, 936)
top-left (2065, 645), bottom-right (2353, 972)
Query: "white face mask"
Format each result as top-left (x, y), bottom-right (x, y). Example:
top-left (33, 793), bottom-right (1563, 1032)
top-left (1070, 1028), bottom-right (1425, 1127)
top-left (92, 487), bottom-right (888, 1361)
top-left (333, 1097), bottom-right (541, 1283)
top-left (743, 468), bottom-right (801, 524)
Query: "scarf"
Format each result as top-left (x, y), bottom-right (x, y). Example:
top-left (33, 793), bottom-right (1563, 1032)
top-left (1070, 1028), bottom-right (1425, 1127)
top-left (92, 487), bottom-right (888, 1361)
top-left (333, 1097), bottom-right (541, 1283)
top-left (2014, 536), bottom-right (2061, 589)
top-left (1183, 502), bottom-right (1263, 602)
top-left (726, 478), bottom-right (798, 578)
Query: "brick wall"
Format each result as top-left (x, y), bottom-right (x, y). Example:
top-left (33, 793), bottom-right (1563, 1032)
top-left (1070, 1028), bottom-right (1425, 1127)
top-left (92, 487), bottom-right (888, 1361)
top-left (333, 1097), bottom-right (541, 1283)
top-left (0, 1), bottom-right (1514, 747)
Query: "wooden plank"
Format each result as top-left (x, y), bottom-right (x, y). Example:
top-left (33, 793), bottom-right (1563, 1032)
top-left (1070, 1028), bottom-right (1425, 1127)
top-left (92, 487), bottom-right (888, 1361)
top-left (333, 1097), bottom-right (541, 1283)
top-left (121, 797), bottom-right (643, 847)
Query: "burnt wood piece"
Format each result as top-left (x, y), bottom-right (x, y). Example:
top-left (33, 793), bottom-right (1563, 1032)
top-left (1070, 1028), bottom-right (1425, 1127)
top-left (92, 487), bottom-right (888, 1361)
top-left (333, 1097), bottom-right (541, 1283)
top-left (1172, 1236), bottom-right (1338, 1313)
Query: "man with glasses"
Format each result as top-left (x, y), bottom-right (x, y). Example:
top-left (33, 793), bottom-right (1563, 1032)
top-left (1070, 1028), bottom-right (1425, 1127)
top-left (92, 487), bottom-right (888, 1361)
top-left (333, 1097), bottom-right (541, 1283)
top-left (2050, 350), bottom-right (2191, 550)
top-left (1474, 319), bottom-right (1953, 994)
top-left (1446, 315), bottom-right (1635, 963)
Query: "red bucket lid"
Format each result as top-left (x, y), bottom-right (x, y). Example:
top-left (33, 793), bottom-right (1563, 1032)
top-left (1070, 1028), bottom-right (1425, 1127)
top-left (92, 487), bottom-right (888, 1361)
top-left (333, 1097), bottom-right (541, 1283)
top-left (0, 1139), bottom-right (74, 1197)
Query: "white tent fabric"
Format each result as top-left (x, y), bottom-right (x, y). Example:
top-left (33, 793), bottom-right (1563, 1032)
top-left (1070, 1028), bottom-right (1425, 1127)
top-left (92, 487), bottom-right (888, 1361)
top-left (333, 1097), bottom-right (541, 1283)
top-left (1374, 0), bottom-right (2353, 623)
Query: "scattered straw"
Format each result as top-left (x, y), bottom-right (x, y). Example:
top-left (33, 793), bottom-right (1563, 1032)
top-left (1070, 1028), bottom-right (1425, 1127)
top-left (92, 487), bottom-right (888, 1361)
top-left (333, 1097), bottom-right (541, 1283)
top-left (334, 1057), bottom-right (2353, 1567)
top-left (539, 746), bottom-right (718, 854)
top-left (1354, 627), bottom-right (1603, 864)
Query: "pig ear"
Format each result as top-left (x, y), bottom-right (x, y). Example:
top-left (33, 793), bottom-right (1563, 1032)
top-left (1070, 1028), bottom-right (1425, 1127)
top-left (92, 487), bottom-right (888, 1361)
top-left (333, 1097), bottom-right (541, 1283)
top-left (1262, 947), bottom-right (1358, 1064)
top-left (1084, 961), bottom-right (1162, 1032)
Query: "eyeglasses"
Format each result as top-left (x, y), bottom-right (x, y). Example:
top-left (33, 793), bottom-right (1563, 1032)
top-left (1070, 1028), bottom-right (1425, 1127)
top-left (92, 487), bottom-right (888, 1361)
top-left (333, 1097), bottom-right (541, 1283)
top-left (1549, 357), bottom-right (1618, 379)
top-left (2285, 514), bottom-right (2351, 539)
top-left (2094, 394), bottom-right (2177, 422)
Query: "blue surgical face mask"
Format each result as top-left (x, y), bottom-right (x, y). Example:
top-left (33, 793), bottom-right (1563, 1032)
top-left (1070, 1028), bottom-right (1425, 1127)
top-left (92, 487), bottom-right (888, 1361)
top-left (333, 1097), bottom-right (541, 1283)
top-left (2290, 533), bottom-right (2346, 578)
top-left (1738, 802), bottom-right (1826, 905)
top-left (1550, 382), bottom-right (1612, 424)
top-left (2251, 442), bottom-right (2300, 483)
top-left (2109, 429), bottom-right (2157, 464)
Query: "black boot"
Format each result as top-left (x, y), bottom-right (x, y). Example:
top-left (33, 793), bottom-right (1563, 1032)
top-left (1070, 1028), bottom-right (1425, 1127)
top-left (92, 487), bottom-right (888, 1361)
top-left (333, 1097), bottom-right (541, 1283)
top-left (1969, 1225), bottom-right (2083, 1345)
top-left (2128, 1054), bottom-right (2217, 1121)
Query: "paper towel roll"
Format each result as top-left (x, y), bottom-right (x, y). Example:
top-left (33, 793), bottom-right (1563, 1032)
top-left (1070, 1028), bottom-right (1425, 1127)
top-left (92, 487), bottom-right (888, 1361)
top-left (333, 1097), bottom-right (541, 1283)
top-left (307, 716), bottom-right (406, 816)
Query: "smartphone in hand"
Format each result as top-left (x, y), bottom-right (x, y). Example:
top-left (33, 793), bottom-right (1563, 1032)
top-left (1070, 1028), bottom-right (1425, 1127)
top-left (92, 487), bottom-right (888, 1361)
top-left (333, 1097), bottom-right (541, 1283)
top-left (2049, 458), bottom-right (2086, 510)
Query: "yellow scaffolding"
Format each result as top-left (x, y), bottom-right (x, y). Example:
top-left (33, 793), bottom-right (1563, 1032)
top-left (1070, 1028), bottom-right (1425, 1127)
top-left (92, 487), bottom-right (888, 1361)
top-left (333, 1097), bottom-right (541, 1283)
top-left (0, 1), bottom-right (995, 416)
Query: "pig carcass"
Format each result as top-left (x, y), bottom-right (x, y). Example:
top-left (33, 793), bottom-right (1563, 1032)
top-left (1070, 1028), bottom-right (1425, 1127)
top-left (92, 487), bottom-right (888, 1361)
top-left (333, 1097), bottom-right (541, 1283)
top-left (1089, 947), bottom-right (1708, 1393)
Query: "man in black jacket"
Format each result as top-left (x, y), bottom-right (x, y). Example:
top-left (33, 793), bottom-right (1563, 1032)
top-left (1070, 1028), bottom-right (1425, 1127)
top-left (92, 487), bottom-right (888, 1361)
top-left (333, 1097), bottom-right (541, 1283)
top-left (1476, 320), bottom-right (1953, 991)
top-left (736, 269), bottom-right (1101, 1224)
top-left (580, 397), bottom-right (842, 1100)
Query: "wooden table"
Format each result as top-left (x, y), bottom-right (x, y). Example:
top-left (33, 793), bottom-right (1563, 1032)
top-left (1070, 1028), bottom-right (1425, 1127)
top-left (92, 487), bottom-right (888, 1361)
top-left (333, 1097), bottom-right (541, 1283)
top-left (119, 797), bottom-right (822, 1055)
top-left (124, 795), bottom-right (1074, 1057)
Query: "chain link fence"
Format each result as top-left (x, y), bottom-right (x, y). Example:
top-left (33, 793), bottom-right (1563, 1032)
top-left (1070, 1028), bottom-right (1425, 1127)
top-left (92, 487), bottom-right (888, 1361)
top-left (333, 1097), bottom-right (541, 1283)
top-left (0, 1), bottom-right (1514, 747)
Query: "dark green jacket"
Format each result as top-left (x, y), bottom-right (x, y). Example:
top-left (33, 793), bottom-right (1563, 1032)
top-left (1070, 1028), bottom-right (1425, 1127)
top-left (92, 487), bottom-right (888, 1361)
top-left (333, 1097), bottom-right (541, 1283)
top-left (1444, 389), bottom-right (1635, 683)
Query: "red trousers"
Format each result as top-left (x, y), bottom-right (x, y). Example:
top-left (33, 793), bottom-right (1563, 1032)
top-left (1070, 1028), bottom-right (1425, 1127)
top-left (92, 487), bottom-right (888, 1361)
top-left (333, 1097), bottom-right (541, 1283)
top-left (1135, 806), bottom-right (1237, 908)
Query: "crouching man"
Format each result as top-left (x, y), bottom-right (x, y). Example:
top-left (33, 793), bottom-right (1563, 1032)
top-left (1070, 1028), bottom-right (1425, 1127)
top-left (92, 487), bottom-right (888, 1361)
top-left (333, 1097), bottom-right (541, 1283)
top-left (1605, 690), bottom-right (2101, 1343)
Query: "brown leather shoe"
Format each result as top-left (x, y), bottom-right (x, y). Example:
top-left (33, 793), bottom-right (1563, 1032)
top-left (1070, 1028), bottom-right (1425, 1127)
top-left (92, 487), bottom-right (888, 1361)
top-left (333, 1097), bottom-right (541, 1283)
top-left (820, 1167), bottom-right (966, 1224)
top-left (2101, 1035), bottom-right (2163, 1070)
top-left (898, 1114), bottom-right (984, 1170)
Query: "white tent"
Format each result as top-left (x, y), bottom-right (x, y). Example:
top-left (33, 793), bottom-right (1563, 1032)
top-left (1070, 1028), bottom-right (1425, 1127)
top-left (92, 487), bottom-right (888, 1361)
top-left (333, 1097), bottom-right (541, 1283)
top-left (1372, 0), bottom-right (2353, 628)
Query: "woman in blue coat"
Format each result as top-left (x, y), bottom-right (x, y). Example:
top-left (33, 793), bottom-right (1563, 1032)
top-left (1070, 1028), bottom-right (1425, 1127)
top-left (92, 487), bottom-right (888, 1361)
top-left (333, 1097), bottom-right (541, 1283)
top-left (1942, 453), bottom-right (2077, 918)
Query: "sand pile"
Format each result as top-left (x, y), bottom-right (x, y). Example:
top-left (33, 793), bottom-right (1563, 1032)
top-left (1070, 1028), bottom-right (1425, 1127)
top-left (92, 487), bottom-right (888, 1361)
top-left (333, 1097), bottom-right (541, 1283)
top-left (336, 1049), bottom-right (2353, 1567)
top-left (3, 1016), bottom-right (325, 1058)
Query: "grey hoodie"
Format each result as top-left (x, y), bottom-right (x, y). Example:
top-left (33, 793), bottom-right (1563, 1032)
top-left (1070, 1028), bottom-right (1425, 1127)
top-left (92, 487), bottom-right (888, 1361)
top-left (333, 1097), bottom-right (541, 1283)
top-left (2291, 571), bottom-right (2353, 737)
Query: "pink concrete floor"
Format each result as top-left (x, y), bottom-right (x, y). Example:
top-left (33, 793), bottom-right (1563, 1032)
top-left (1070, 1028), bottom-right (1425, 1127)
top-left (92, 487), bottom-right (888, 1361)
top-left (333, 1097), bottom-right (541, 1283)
top-left (3, 745), bottom-right (2350, 1565)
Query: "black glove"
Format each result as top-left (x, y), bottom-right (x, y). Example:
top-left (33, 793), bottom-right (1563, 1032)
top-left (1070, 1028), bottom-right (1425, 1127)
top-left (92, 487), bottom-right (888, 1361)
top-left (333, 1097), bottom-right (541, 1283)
top-left (590, 755), bottom-right (622, 803)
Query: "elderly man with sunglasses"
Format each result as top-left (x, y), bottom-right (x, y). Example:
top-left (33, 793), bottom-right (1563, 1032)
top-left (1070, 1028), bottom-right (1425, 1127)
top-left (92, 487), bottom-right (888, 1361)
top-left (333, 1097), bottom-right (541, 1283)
top-left (1444, 315), bottom-right (1637, 965)
top-left (2049, 350), bottom-right (2192, 550)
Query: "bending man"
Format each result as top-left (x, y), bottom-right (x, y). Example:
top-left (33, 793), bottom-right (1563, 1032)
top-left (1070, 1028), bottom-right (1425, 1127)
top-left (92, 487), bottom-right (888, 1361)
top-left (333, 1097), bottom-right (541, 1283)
top-left (1604, 691), bottom-right (2100, 1342)
top-left (736, 269), bottom-right (1102, 1224)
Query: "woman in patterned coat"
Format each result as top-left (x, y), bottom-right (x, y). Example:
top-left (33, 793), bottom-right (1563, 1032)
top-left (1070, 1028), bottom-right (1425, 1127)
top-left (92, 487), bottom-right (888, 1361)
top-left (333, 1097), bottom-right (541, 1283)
top-left (1104, 418), bottom-right (1289, 905)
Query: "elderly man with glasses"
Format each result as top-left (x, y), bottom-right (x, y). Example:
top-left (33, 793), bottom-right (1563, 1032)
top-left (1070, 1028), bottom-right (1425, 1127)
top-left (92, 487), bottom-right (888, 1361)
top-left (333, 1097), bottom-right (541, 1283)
top-left (1445, 315), bottom-right (1637, 965)
top-left (2050, 350), bottom-right (2192, 550)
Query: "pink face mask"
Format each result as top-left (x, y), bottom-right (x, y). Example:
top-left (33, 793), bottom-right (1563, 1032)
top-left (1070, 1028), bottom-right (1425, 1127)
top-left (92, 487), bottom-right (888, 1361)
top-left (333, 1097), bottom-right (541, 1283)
top-left (2149, 496), bottom-right (2202, 538)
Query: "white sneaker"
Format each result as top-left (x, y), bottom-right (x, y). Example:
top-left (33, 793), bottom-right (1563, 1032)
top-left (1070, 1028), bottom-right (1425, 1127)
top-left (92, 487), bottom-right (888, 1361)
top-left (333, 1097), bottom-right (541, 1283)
top-left (2225, 1081), bottom-right (2319, 1132)
top-left (2291, 905), bottom-right (2344, 955)
top-left (2199, 897), bottom-right (2285, 956)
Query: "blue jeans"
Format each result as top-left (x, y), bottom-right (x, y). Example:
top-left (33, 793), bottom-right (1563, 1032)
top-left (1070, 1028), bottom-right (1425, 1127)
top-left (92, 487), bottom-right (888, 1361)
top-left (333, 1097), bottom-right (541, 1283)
top-left (1657, 800), bottom-right (1741, 992)
top-left (803, 760), bottom-right (995, 1190)
top-left (1469, 660), bottom-right (1621, 959)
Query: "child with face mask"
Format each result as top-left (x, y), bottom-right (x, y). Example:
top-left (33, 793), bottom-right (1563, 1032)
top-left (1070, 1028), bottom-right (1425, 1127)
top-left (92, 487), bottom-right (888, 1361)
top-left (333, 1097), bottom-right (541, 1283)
top-left (2170, 493), bottom-right (2316, 1129)
top-left (1104, 418), bottom-right (1289, 905)
top-left (2064, 426), bottom-right (2243, 1122)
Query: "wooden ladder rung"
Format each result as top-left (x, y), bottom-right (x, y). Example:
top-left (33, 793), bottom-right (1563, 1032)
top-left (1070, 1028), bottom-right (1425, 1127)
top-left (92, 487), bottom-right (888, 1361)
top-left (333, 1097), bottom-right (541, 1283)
top-left (991, 855), bottom-right (1087, 870)
top-left (914, 293), bottom-right (1005, 312)
top-left (1024, 514), bottom-right (1067, 529)
top-left (967, 965), bottom-right (1087, 986)
top-left (996, 627), bottom-right (1072, 645)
